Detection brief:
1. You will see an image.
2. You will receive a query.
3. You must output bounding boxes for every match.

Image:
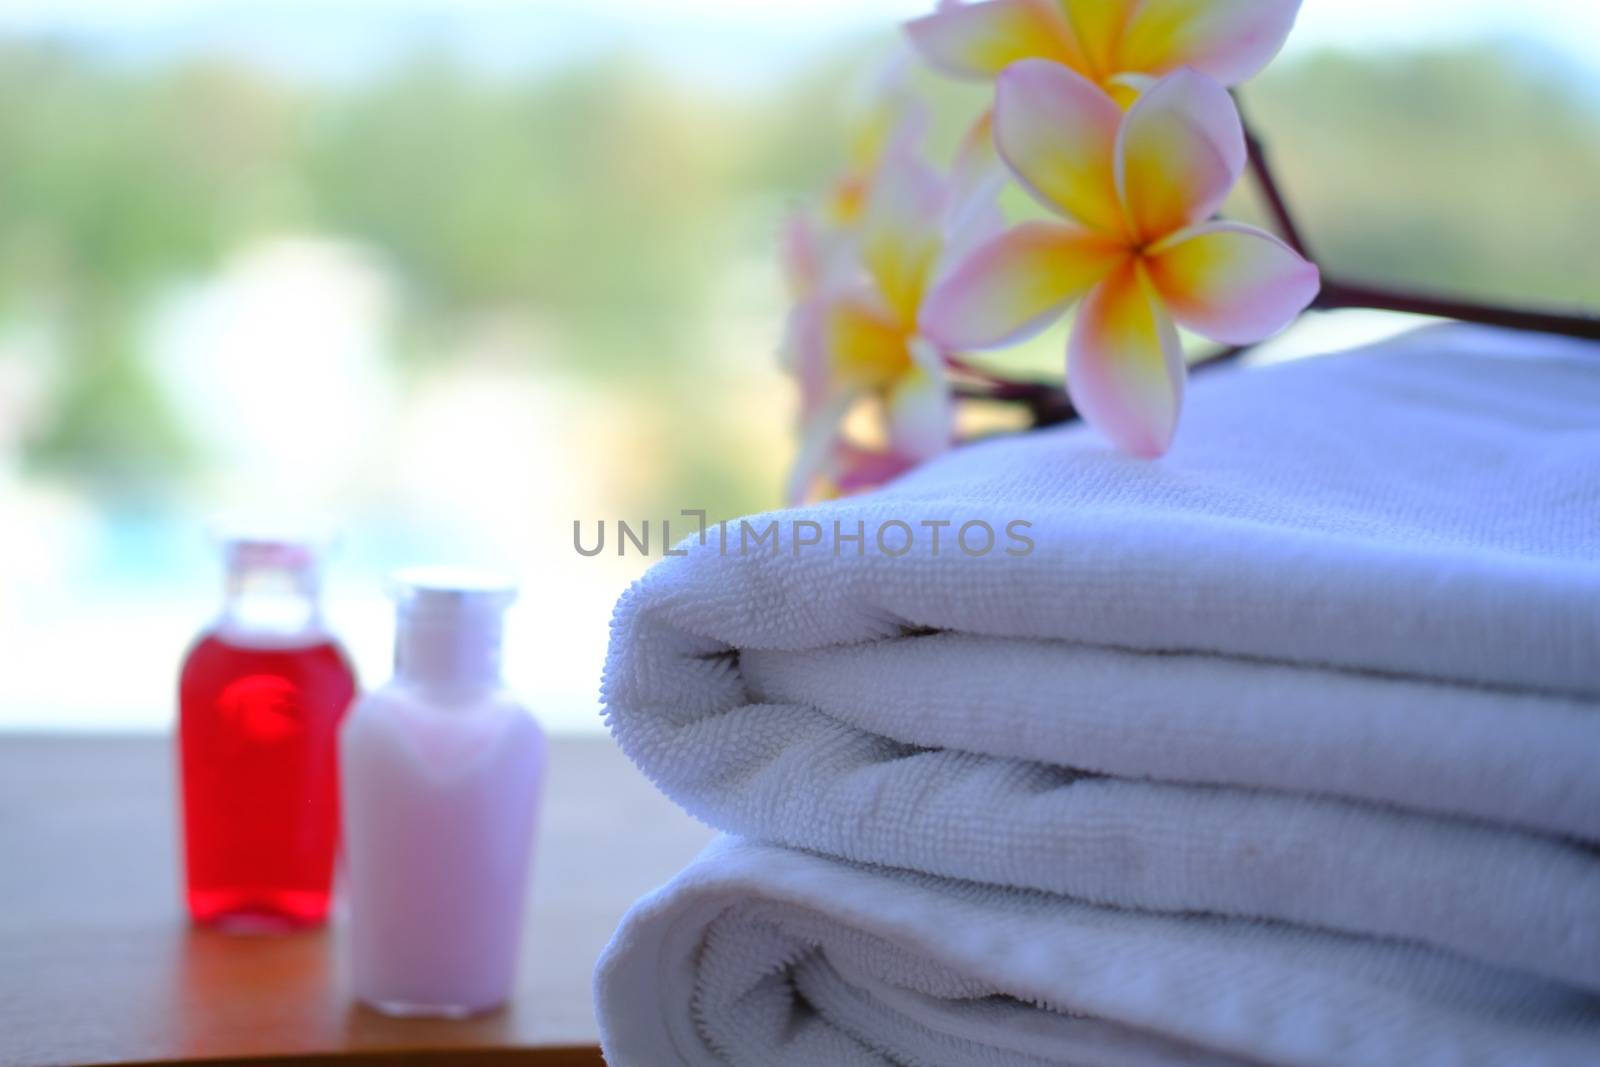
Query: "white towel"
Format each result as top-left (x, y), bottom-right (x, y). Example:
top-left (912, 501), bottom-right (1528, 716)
top-left (595, 837), bottom-right (1600, 1067)
top-left (601, 326), bottom-right (1600, 994)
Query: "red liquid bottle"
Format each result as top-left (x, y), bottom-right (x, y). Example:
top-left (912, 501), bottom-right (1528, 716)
top-left (178, 531), bottom-right (357, 930)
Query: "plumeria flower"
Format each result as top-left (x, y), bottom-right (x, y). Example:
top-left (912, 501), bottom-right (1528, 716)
top-left (778, 209), bottom-right (855, 371)
top-left (903, 0), bottom-right (1302, 261)
top-left (823, 55), bottom-right (932, 227)
top-left (778, 63), bottom-right (933, 393)
top-left (788, 434), bottom-right (923, 505)
top-left (785, 147), bottom-right (1002, 504)
top-left (779, 59), bottom-right (929, 299)
top-left (906, 0), bottom-right (1302, 106)
top-left (920, 61), bottom-right (1319, 457)
top-left (780, 210), bottom-right (828, 303)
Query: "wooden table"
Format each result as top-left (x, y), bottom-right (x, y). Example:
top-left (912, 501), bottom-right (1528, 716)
top-left (0, 734), bottom-right (715, 1066)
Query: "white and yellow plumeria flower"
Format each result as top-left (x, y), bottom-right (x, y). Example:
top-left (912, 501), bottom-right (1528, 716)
top-left (907, 0), bottom-right (1302, 105)
top-left (904, 0), bottom-right (1301, 246)
top-left (778, 61), bottom-right (932, 394)
top-left (920, 61), bottom-right (1318, 457)
top-left (824, 54), bottom-right (933, 227)
top-left (786, 147), bottom-right (1002, 503)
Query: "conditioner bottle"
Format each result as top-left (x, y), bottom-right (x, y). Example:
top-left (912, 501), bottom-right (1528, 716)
top-left (340, 568), bottom-right (545, 1017)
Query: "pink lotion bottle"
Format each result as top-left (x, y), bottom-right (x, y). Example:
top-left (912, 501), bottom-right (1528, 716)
top-left (339, 568), bottom-right (546, 1018)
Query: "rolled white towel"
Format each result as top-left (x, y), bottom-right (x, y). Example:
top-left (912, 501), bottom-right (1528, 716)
top-left (602, 327), bottom-right (1600, 990)
top-left (596, 838), bottom-right (1600, 1067)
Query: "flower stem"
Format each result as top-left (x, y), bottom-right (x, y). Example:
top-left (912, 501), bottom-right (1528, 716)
top-left (1313, 278), bottom-right (1600, 340)
top-left (951, 344), bottom-right (1247, 432)
top-left (1240, 108), bottom-right (1600, 342)
top-left (1244, 124), bottom-right (1311, 259)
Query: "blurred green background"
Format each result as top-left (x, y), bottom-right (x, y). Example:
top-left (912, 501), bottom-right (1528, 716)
top-left (7, 37), bottom-right (1597, 502)
top-left (1, 2), bottom-right (1596, 730)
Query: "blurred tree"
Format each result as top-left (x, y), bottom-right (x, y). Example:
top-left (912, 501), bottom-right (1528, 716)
top-left (299, 52), bottom-right (736, 377)
top-left (1242, 46), bottom-right (1600, 308)
top-left (0, 45), bottom-right (295, 496)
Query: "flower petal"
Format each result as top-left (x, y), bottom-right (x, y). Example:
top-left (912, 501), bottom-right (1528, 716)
top-left (1119, 0), bottom-right (1301, 86)
top-left (1067, 259), bottom-right (1185, 457)
top-left (786, 395), bottom-right (853, 505)
top-left (824, 170), bottom-right (871, 226)
top-left (1056, 0), bottom-right (1136, 81)
top-left (1146, 221), bottom-right (1319, 344)
top-left (827, 290), bottom-right (911, 392)
top-left (1103, 71), bottom-right (1156, 109)
top-left (949, 107), bottom-right (1008, 211)
top-left (936, 191), bottom-right (1008, 285)
top-left (921, 221), bottom-right (1129, 350)
top-left (845, 57), bottom-right (931, 170)
top-left (994, 59), bottom-right (1125, 234)
top-left (833, 441), bottom-right (920, 496)
top-left (905, 0), bottom-right (1082, 80)
top-left (781, 295), bottom-right (833, 416)
top-left (779, 211), bottom-right (823, 300)
top-left (862, 149), bottom-right (948, 322)
top-left (887, 341), bottom-right (954, 459)
top-left (1114, 68), bottom-right (1245, 242)
top-left (936, 134), bottom-right (1010, 283)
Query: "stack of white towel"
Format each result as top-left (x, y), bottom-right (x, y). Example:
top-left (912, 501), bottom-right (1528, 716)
top-left (595, 326), bottom-right (1600, 1066)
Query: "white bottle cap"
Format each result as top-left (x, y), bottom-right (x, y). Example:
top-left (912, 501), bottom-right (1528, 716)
top-left (393, 567), bottom-right (517, 694)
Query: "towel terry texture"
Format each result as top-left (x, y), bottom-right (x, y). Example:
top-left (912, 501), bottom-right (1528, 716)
top-left (596, 326), bottom-right (1600, 1065)
top-left (596, 838), bottom-right (1600, 1067)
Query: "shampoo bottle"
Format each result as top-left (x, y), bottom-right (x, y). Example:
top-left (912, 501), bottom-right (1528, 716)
top-left (178, 529), bottom-right (356, 930)
top-left (340, 568), bottom-right (546, 1017)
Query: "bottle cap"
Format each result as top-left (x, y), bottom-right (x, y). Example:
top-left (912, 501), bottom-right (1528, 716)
top-left (393, 567), bottom-right (518, 615)
top-left (392, 567), bottom-right (517, 692)
top-left (209, 519), bottom-right (336, 644)
top-left (213, 517), bottom-right (335, 575)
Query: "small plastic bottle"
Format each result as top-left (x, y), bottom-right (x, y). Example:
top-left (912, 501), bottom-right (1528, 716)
top-left (340, 568), bottom-right (546, 1018)
top-left (178, 529), bottom-right (357, 930)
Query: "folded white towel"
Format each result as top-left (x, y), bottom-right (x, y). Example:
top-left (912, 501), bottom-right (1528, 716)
top-left (602, 327), bottom-right (1600, 992)
top-left (596, 837), bottom-right (1600, 1067)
